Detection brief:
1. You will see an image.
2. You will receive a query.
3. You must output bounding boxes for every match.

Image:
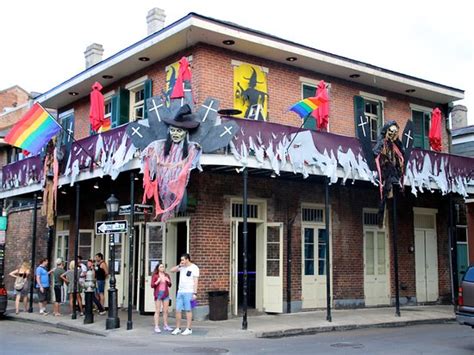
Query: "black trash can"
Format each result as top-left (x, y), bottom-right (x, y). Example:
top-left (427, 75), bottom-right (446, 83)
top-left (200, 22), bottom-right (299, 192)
top-left (208, 291), bottom-right (228, 321)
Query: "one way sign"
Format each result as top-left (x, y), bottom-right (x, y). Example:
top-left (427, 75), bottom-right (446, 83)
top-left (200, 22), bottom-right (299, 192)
top-left (95, 220), bottom-right (128, 234)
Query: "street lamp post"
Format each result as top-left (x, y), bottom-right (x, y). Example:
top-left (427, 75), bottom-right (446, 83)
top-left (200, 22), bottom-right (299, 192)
top-left (105, 194), bottom-right (120, 330)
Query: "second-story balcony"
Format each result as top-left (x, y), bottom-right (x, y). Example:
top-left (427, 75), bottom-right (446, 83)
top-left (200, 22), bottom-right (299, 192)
top-left (1, 118), bottom-right (473, 199)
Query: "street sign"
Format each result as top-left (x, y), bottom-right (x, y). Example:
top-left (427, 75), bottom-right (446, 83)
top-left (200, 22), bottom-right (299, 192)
top-left (95, 220), bottom-right (128, 234)
top-left (119, 204), bottom-right (154, 215)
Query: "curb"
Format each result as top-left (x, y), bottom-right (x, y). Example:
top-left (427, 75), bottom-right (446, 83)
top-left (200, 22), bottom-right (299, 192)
top-left (256, 317), bottom-right (456, 338)
top-left (5, 314), bottom-right (108, 337)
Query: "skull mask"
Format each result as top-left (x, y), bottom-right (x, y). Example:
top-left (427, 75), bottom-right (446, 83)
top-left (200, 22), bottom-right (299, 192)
top-left (169, 126), bottom-right (187, 143)
top-left (386, 124), bottom-right (399, 142)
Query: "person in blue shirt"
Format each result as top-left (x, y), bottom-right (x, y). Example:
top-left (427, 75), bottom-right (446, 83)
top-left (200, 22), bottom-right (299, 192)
top-left (35, 258), bottom-right (50, 315)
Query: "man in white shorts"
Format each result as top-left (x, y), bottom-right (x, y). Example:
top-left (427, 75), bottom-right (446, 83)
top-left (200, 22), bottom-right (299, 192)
top-left (170, 253), bottom-right (199, 335)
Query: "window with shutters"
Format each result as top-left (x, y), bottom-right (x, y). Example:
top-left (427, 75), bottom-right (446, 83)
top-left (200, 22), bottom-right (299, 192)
top-left (412, 109), bottom-right (431, 149)
top-left (299, 78), bottom-right (331, 131)
top-left (365, 100), bottom-right (381, 142)
top-left (130, 86), bottom-right (145, 121)
top-left (110, 76), bottom-right (152, 127)
top-left (103, 91), bottom-right (114, 122)
top-left (58, 110), bottom-right (74, 146)
top-left (354, 94), bottom-right (384, 142)
top-left (301, 83), bottom-right (317, 130)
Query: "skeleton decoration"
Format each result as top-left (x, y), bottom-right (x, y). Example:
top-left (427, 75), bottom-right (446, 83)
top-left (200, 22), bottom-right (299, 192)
top-left (360, 119), bottom-right (415, 222)
top-left (126, 92), bottom-right (238, 220)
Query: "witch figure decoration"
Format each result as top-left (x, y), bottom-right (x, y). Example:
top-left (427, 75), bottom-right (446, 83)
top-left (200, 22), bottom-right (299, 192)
top-left (140, 105), bottom-right (201, 221)
top-left (126, 57), bottom-right (238, 221)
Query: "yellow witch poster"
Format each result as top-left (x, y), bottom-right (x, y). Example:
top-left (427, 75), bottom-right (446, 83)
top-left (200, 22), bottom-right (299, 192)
top-left (164, 61), bottom-right (180, 106)
top-left (234, 63), bottom-right (268, 121)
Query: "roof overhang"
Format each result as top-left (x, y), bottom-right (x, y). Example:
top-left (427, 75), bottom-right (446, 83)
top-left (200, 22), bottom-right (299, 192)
top-left (38, 13), bottom-right (464, 110)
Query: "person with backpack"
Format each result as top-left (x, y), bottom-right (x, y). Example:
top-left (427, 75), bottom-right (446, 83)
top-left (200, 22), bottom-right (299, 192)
top-left (9, 261), bottom-right (31, 314)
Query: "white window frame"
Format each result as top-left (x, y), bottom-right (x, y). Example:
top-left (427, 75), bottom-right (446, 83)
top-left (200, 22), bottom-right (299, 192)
top-left (103, 90), bottom-right (115, 122)
top-left (301, 203), bottom-right (330, 277)
top-left (126, 76), bottom-right (148, 122)
top-left (359, 92), bottom-right (385, 142)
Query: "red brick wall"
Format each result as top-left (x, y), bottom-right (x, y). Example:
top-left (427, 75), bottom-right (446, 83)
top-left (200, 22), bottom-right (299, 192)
top-left (64, 44), bottom-right (449, 151)
top-left (0, 86), bottom-right (29, 113)
top-left (185, 171), bottom-right (451, 307)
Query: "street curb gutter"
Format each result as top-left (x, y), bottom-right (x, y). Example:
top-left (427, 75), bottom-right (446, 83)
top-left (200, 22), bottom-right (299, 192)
top-left (257, 317), bottom-right (456, 338)
top-left (5, 315), bottom-right (108, 337)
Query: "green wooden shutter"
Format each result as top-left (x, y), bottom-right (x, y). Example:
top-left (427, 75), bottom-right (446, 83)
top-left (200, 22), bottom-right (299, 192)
top-left (60, 114), bottom-right (74, 146)
top-left (412, 111), bottom-right (423, 148)
top-left (111, 88), bottom-right (130, 127)
top-left (143, 79), bottom-right (153, 119)
top-left (119, 88), bottom-right (130, 126)
top-left (353, 96), bottom-right (365, 138)
top-left (377, 101), bottom-right (383, 138)
top-left (302, 84), bottom-right (317, 130)
top-left (111, 95), bottom-right (119, 128)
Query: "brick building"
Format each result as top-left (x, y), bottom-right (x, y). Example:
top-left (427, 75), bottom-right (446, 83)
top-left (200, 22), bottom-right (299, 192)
top-left (1, 11), bottom-right (473, 319)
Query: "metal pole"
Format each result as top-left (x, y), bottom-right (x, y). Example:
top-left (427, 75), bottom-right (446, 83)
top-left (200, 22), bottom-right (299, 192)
top-left (286, 217), bottom-right (293, 314)
top-left (392, 187), bottom-right (401, 317)
top-left (28, 193), bottom-right (38, 313)
top-left (47, 226), bottom-right (54, 273)
top-left (325, 177), bottom-right (332, 322)
top-left (127, 172), bottom-right (135, 330)
top-left (72, 183), bottom-right (80, 320)
top-left (448, 194), bottom-right (458, 309)
top-left (139, 214), bottom-right (146, 315)
top-left (106, 223), bottom-right (120, 329)
top-left (242, 167), bottom-right (248, 330)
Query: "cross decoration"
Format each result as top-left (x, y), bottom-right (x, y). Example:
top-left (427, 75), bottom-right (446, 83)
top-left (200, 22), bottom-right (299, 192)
top-left (219, 125), bottom-right (233, 137)
top-left (404, 130), bottom-right (413, 148)
top-left (148, 99), bottom-right (163, 122)
top-left (358, 115), bottom-right (369, 137)
top-left (131, 126), bottom-right (143, 138)
top-left (201, 100), bottom-right (217, 122)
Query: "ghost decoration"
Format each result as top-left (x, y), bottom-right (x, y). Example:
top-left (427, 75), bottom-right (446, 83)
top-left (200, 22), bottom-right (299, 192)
top-left (126, 96), bottom-right (238, 221)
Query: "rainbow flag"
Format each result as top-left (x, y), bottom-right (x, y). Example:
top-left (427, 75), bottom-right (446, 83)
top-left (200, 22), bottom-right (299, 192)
top-left (5, 103), bottom-right (61, 155)
top-left (289, 97), bottom-right (324, 119)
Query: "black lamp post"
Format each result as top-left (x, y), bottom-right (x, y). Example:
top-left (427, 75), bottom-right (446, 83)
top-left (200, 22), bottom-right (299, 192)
top-left (105, 194), bottom-right (120, 329)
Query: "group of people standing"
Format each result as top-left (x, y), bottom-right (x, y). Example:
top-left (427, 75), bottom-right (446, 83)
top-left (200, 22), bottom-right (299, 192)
top-left (9, 253), bottom-right (109, 316)
top-left (10, 252), bottom-right (201, 336)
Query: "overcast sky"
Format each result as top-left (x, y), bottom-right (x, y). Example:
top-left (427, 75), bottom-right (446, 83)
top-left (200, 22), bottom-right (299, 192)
top-left (1, 0), bottom-right (472, 124)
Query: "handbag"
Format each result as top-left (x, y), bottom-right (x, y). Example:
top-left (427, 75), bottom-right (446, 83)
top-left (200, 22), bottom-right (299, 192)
top-left (14, 276), bottom-right (27, 291)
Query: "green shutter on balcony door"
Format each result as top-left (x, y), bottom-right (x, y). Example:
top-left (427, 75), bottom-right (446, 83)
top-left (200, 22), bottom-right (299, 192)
top-left (111, 88), bottom-right (130, 127)
top-left (143, 79), bottom-right (153, 119)
top-left (353, 95), bottom-right (365, 138)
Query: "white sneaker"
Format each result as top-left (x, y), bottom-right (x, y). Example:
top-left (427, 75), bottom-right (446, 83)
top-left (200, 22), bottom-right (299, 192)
top-left (181, 328), bottom-right (192, 336)
top-left (154, 326), bottom-right (161, 333)
top-left (171, 328), bottom-right (182, 335)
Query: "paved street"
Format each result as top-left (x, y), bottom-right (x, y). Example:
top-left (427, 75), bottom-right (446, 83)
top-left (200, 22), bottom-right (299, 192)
top-left (1, 320), bottom-right (473, 354)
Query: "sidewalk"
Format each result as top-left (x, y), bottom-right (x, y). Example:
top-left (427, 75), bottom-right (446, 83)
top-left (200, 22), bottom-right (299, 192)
top-left (4, 301), bottom-right (455, 340)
